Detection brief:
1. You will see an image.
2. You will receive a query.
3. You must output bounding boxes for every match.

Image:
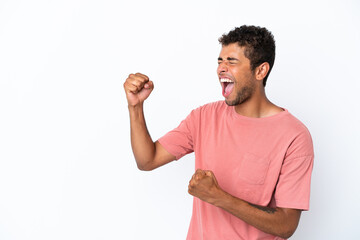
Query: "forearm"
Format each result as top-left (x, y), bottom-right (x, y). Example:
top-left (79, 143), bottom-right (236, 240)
top-left (212, 191), bottom-right (300, 238)
top-left (128, 104), bottom-right (156, 170)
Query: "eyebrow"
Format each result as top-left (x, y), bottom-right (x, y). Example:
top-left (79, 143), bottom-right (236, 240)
top-left (218, 57), bottom-right (239, 61)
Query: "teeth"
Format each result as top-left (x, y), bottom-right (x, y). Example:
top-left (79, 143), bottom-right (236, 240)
top-left (220, 78), bottom-right (233, 83)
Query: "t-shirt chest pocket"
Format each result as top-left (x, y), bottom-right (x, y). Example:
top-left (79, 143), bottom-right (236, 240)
top-left (238, 152), bottom-right (270, 185)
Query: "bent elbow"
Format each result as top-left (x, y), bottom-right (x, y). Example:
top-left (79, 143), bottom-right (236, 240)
top-left (279, 225), bottom-right (298, 239)
top-left (136, 162), bottom-right (154, 171)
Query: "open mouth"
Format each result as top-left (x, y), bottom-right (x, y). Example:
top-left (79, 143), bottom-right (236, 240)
top-left (220, 78), bottom-right (234, 98)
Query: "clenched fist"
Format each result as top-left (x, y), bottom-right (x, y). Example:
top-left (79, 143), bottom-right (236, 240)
top-left (124, 73), bottom-right (154, 107)
top-left (188, 169), bottom-right (223, 204)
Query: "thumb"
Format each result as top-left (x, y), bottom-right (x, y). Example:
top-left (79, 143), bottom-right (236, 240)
top-left (144, 80), bottom-right (154, 90)
top-left (205, 170), bottom-right (218, 184)
top-left (205, 170), bottom-right (213, 177)
top-left (137, 80), bottom-right (154, 101)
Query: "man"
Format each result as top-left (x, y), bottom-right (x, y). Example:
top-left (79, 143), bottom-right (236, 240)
top-left (123, 25), bottom-right (314, 239)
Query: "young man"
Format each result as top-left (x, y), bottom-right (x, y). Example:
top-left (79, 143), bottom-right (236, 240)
top-left (123, 25), bottom-right (314, 239)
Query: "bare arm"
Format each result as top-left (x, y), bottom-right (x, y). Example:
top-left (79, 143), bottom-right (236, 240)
top-left (124, 73), bottom-right (176, 171)
top-left (188, 169), bottom-right (301, 238)
top-left (214, 190), bottom-right (301, 238)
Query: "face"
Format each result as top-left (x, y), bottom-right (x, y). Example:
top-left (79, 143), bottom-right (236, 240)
top-left (217, 43), bottom-right (256, 106)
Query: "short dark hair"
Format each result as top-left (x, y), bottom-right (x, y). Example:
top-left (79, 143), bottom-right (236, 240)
top-left (218, 25), bottom-right (276, 87)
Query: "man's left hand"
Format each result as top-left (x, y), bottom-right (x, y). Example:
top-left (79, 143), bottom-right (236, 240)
top-left (188, 169), bottom-right (223, 204)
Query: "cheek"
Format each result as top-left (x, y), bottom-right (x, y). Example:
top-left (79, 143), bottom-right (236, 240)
top-left (233, 69), bottom-right (251, 83)
top-left (231, 71), bottom-right (241, 82)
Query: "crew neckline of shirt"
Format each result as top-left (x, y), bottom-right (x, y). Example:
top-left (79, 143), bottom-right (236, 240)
top-left (230, 105), bottom-right (289, 122)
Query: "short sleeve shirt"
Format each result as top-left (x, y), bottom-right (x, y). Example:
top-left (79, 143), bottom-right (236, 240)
top-left (158, 101), bottom-right (314, 240)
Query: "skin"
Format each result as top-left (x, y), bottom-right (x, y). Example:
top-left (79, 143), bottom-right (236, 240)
top-left (124, 43), bottom-right (301, 238)
top-left (217, 43), bottom-right (283, 118)
top-left (123, 73), bottom-right (175, 171)
top-left (188, 169), bottom-right (301, 239)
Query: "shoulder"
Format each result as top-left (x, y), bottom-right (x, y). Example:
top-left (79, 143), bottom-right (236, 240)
top-left (185, 100), bottom-right (228, 124)
top-left (194, 100), bottom-right (227, 114)
top-left (281, 110), bottom-right (314, 158)
top-left (280, 110), bottom-right (311, 135)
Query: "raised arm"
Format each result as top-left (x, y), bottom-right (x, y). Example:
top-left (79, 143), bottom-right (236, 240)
top-left (124, 73), bottom-right (176, 171)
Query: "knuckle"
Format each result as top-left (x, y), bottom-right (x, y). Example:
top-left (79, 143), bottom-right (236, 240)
top-left (197, 169), bottom-right (204, 174)
top-left (129, 85), bottom-right (137, 92)
top-left (132, 80), bottom-right (140, 87)
top-left (124, 83), bottom-right (132, 90)
top-left (136, 72), bottom-right (148, 78)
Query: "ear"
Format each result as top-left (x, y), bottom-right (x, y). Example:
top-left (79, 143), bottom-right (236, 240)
top-left (255, 62), bottom-right (270, 81)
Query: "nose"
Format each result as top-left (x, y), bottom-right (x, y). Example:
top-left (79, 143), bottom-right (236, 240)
top-left (217, 62), bottom-right (228, 74)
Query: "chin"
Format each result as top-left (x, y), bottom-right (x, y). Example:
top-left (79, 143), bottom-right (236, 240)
top-left (225, 86), bottom-right (253, 106)
top-left (225, 93), bottom-right (245, 106)
top-left (225, 99), bottom-right (237, 106)
top-left (225, 98), bottom-right (241, 106)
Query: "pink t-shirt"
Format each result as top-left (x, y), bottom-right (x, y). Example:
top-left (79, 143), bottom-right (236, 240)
top-left (158, 101), bottom-right (314, 240)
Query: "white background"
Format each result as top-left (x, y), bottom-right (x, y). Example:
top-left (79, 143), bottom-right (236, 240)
top-left (0, 0), bottom-right (359, 239)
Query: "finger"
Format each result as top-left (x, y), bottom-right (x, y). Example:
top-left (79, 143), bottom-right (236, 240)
top-left (134, 72), bottom-right (149, 80)
top-left (125, 78), bottom-right (149, 94)
top-left (132, 79), bottom-right (146, 92)
top-left (188, 188), bottom-right (194, 195)
top-left (205, 170), bottom-right (213, 177)
top-left (205, 170), bottom-right (219, 185)
top-left (195, 173), bottom-right (203, 181)
top-left (124, 78), bottom-right (145, 93)
top-left (124, 81), bottom-right (140, 94)
top-left (127, 75), bottom-right (148, 87)
top-left (144, 80), bottom-right (154, 89)
top-left (195, 169), bottom-right (204, 175)
top-left (190, 173), bottom-right (196, 183)
top-left (127, 74), bottom-right (149, 88)
top-left (188, 178), bottom-right (196, 190)
top-left (188, 180), bottom-right (196, 191)
top-left (188, 179), bottom-right (194, 188)
top-left (129, 73), bottom-right (149, 83)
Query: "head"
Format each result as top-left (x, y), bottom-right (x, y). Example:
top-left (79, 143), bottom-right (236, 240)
top-left (218, 25), bottom-right (276, 87)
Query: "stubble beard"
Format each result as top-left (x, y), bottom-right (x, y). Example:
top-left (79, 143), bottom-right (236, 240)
top-left (225, 82), bottom-right (255, 106)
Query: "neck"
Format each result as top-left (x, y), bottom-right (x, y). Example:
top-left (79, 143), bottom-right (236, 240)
top-left (234, 87), bottom-right (283, 118)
